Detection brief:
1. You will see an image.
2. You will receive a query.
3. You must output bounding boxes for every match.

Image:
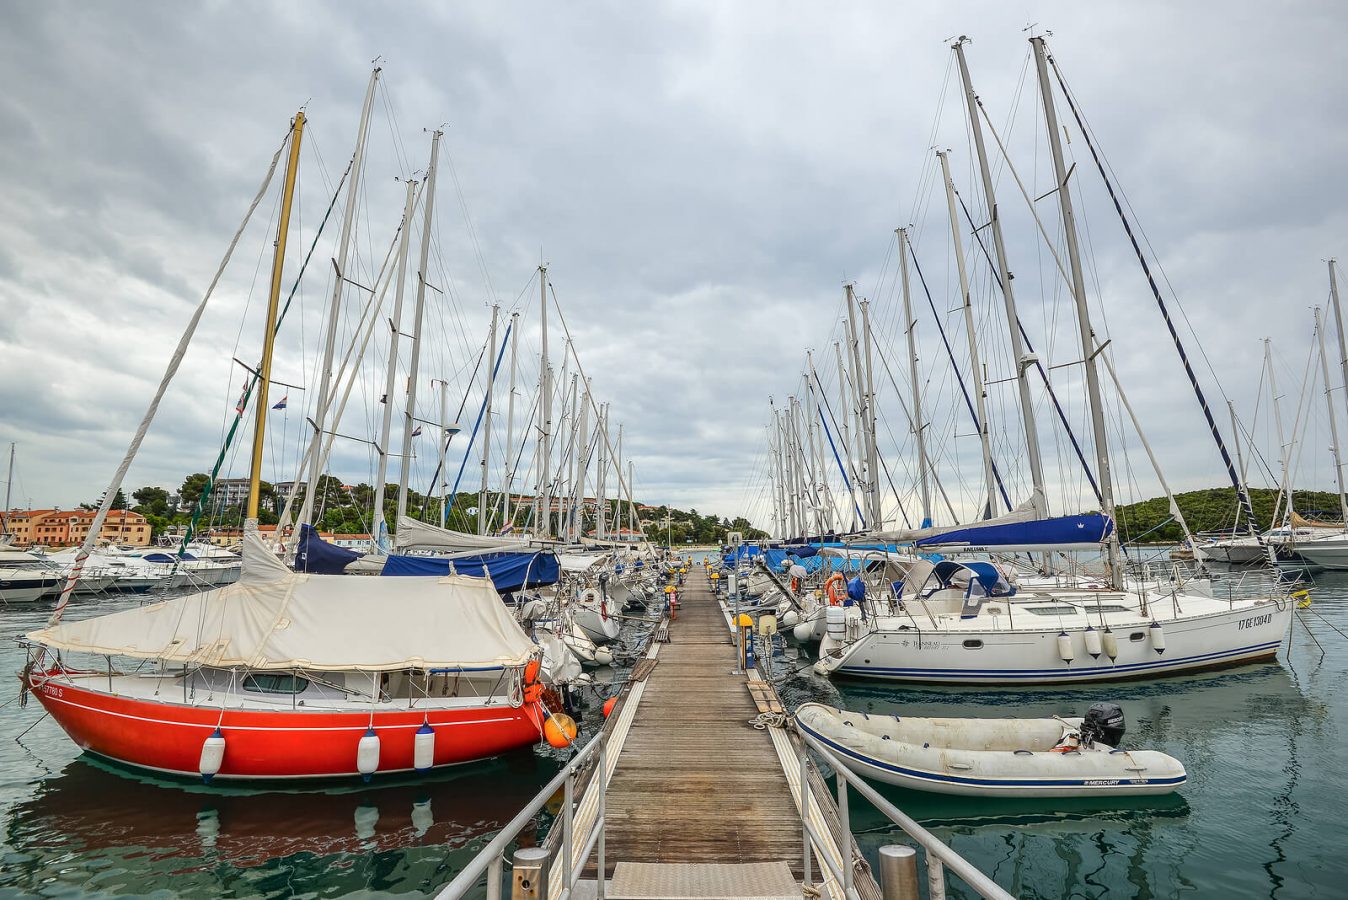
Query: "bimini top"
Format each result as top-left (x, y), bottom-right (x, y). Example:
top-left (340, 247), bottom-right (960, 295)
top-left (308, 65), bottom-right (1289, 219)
top-left (26, 532), bottom-right (537, 672)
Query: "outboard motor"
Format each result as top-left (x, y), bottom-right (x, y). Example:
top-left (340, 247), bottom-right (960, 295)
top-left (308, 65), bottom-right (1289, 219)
top-left (1081, 702), bottom-right (1126, 748)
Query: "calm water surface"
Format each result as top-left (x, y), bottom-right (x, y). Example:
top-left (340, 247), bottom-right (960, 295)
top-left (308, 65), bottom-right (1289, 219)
top-left (2, 566), bottom-right (1345, 898)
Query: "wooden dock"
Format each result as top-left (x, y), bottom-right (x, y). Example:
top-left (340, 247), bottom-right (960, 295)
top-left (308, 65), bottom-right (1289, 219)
top-left (547, 567), bottom-right (881, 899)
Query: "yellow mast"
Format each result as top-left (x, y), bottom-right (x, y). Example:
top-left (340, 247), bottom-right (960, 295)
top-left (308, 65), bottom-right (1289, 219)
top-left (247, 110), bottom-right (305, 524)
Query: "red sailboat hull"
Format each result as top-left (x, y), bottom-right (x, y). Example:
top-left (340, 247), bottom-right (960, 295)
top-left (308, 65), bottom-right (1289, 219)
top-left (26, 673), bottom-right (546, 780)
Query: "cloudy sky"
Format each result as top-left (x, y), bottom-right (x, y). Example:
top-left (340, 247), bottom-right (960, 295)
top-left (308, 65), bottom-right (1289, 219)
top-left (0, 1), bottom-right (1344, 533)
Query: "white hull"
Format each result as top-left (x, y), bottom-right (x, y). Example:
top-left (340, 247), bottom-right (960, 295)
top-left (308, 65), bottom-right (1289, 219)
top-left (1285, 539), bottom-right (1348, 570)
top-left (572, 604), bottom-right (620, 643)
top-left (819, 600), bottom-right (1291, 685)
top-left (795, 704), bottom-right (1186, 797)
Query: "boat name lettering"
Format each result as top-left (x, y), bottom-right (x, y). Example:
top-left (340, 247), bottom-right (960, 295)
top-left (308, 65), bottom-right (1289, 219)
top-left (1238, 613), bottom-right (1273, 630)
top-left (41, 684), bottom-right (63, 699)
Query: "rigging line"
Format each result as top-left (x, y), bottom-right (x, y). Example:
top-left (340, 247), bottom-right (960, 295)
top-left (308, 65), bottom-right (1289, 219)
top-left (810, 374), bottom-right (865, 529)
top-left (1046, 47), bottom-right (1263, 544)
top-left (906, 238), bottom-right (1015, 514)
top-left (954, 191), bottom-right (1103, 504)
top-left (443, 321), bottom-right (514, 521)
top-left (415, 338), bottom-right (489, 520)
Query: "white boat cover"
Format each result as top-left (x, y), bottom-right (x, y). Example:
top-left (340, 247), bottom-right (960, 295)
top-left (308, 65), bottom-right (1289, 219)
top-left (873, 489), bottom-right (1042, 544)
top-left (27, 532), bottom-right (536, 671)
top-left (558, 552), bottom-right (608, 573)
top-left (395, 515), bottom-right (536, 553)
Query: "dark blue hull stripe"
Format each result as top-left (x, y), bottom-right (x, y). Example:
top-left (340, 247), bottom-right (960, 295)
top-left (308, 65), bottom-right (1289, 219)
top-left (840, 639), bottom-right (1281, 679)
top-left (799, 725), bottom-right (1186, 789)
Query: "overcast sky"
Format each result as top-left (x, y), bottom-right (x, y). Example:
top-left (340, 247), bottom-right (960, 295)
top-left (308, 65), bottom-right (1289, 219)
top-left (1, 1), bottom-right (1344, 532)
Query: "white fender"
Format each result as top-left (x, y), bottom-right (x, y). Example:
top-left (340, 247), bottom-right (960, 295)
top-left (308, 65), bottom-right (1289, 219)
top-left (199, 727), bottom-right (226, 783)
top-left (1083, 627), bottom-right (1103, 660)
top-left (1101, 628), bottom-right (1119, 661)
top-left (413, 722), bottom-right (436, 773)
top-left (357, 726), bottom-right (381, 780)
top-left (1149, 622), bottom-right (1167, 655)
top-left (1057, 631), bottom-right (1075, 663)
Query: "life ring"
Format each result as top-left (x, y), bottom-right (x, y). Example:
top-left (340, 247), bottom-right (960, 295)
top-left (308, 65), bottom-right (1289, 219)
top-left (825, 573), bottom-right (847, 606)
top-left (524, 658), bottom-right (542, 685)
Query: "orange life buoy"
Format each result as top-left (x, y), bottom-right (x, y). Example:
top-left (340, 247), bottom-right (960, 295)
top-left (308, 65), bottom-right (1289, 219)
top-left (825, 573), bottom-right (847, 606)
top-left (524, 682), bottom-right (545, 704)
top-left (524, 658), bottom-right (542, 685)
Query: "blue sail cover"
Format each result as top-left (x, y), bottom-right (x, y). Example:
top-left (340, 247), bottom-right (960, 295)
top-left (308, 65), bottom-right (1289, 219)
top-left (294, 523), bottom-right (362, 574)
top-left (915, 514), bottom-right (1114, 551)
top-left (380, 550), bottom-right (560, 592)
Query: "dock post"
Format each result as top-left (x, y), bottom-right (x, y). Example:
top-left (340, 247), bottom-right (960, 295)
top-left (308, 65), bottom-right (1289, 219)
top-left (509, 847), bottom-right (548, 900)
top-left (877, 845), bottom-right (920, 900)
top-left (597, 737), bottom-right (607, 899)
top-left (562, 765), bottom-right (575, 889)
top-left (799, 742), bottom-right (812, 887)
top-left (927, 852), bottom-right (948, 900)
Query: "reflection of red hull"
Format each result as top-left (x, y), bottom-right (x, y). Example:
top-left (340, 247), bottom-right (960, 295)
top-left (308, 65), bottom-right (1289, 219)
top-left (26, 673), bottom-right (545, 780)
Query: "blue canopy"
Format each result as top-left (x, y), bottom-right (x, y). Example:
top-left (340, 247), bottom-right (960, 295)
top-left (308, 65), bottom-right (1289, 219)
top-left (294, 523), bottom-right (362, 574)
top-left (141, 551), bottom-right (198, 563)
top-left (381, 550), bottom-right (560, 592)
top-left (915, 514), bottom-right (1113, 551)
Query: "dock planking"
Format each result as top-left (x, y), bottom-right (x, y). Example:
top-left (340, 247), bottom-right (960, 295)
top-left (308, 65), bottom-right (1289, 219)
top-left (597, 569), bottom-right (806, 875)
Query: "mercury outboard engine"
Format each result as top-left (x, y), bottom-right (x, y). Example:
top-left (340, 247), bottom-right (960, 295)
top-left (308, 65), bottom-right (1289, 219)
top-left (1081, 702), bottom-right (1126, 748)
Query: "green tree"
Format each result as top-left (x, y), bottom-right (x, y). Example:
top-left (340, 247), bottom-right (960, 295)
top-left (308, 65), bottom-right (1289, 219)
top-left (179, 473), bottom-right (212, 509)
top-left (132, 486), bottom-right (170, 517)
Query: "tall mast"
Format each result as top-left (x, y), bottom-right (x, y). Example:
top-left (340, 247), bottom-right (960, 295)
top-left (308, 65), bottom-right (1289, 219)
top-left (371, 177), bottom-right (418, 548)
top-left (1031, 36), bottom-right (1119, 583)
top-left (627, 459), bottom-right (635, 540)
top-left (899, 229), bottom-right (932, 525)
top-left (437, 378), bottom-right (450, 529)
top-left (1264, 339), bottom-right (1294, 526)
top-left (833, 341), bottom-right (862, 529)
top-left (537, 265), bottom-right (552, 538)
top-left (954, 38), bottom-right (1048, 517)
top-left (247, 111), bottom-right (306, 524)
top-left (843, 290), bottom-right (870, 518)
top-left (501, 311), bottom-right (520, 530)
top-left (396, 129), bottom-right (442, 523)
top-left (860, 298), bottom-right (882, 530)
top-left (1329, 260), bottom-right (1348, 429)
top-left (300, 67), bottom-right (380, 530)
top-left (938, 149), bottom-right (997, 520)
top-left (596, 402), bottom-right (609, 540)
top-left (570, 378), bottom-right (590, 542)
top-left (805, 354), bottom-right (832, 535)
top-left (1314, 307), bottom-right (1348, 525)
top-left (479, 304), bottom-right (499, 535)
top-left (3, 442), bottom-right (14, 535)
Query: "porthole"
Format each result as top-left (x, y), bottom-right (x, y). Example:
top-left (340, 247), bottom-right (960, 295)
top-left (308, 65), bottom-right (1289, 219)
top-left (963, 639), bottom-right (984, 649)
top-left (1130, 632), bottom-right (1146, 642)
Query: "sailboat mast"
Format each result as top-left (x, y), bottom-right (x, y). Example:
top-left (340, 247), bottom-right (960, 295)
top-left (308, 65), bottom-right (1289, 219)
top-left (501, 311), bottom-right (520, 529)
top-left (597, 402), bottom-right (609, 541)
top-left (1314, 307), bottom-right (1348, 524)
top-left (1329, 260), bottom-right (1348, 430)
top-left (1264, 339), bottom-right (1294, 527)
top-left (247, 111), bottom-right (306, 523)
top-left (833, 341), bottom-right (862, 529)
top-left (898, 229), bottom-right (931, 525)
top-left (300, 67), bottom-right (380, 530)
top-left (479, 304), bottom-right (499, 535)
top-left (396, 129), bottom-right (442, 523)
top-left (371, 177), bottom-right (418, 547)
top-left (1030, 36), bottom-right (1119, 584)
top-left (954, 38), bottom-right (1047, 517)
top-left (937, 149), bottom-right (997, 520)
top-left (843, 289), bottom-right (870, 520)
top-left (537, 265), bottom-right (552, 538)
top-left (2, 443), bottom-right (13, 536)
top-left (438, 378), bottom-right (449, 528)
top-left (860, 298), bottom-right (882, 530)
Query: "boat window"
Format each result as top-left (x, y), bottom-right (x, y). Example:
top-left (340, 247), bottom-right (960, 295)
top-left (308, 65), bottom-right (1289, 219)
top-left (962, 639), bottom-right (983, 649)
top-left (1129, 632), bottom-right (1146, 642)
top-left (1089, 605), bottom-right (1132, 613)
top-left (1023, 605), bottom-right (1079, 615)
top-left (242, 673), bottom-right (309, 694)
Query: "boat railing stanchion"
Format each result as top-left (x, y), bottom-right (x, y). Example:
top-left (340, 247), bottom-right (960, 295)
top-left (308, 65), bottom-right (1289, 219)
top-left (486, 853), bottom-right (503, 900)
top-left (563, 754), bottom-right (575, 890)
top-left (837, 762), bottom-right (853, 895)
top-left (799, 741), bottom-right (812, 889)
top-left (927, 851), bottom-right (947, 900)
top-left (597, 734), bottom-right (607, 900)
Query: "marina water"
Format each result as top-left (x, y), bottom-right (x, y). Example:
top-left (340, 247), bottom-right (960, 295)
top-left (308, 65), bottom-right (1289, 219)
top-left (2, 566), bottom-right (1345, 898)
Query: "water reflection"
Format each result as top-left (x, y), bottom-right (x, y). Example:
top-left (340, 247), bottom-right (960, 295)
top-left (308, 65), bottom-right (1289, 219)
top-left (3, 749), bottom-right (550, 895)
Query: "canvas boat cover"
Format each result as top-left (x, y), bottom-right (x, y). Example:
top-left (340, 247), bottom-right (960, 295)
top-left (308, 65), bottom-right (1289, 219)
top-left (874, 490), bottom-right (1043, 544)
top-left (381, 549), bottom-right (560, 591)
top-left (26, 531), bottom-right (536, 671)
top-left (395, 515), bottom-right (536, 553)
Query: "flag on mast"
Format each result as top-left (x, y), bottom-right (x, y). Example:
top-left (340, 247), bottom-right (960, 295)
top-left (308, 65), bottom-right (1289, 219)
top-left (272, 395), bottom-right (288, 410)
top-left (411, 426), bottom-right (423, 437)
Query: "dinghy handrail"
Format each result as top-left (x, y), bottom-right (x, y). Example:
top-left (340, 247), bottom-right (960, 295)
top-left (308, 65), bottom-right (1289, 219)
top-left (799, 727), bottom-right (1014, 900)
top-left (437, 730), bottom-right (608, 900)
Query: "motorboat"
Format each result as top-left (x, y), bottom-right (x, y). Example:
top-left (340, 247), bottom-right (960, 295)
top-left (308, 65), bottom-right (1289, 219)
top-left (795, 701), bottom-right (1186, 797)
top-left (0, 545), bottom-right (63, 603)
